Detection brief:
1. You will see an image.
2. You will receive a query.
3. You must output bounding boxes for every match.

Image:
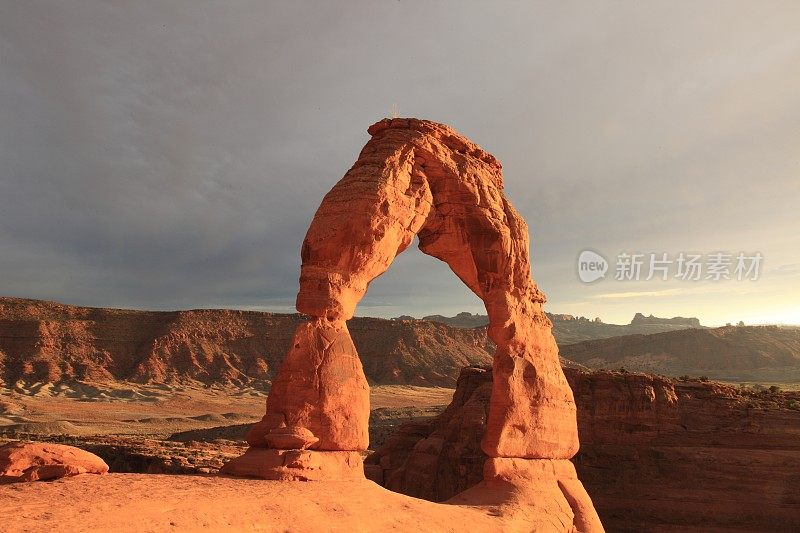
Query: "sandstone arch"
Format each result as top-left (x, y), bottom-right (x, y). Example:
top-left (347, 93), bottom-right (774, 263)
top-left (223, 119), bottom-right (602, 531)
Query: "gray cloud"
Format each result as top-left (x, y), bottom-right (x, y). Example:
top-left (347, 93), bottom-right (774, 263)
top-left (1, 1), bottom-right (798, 325)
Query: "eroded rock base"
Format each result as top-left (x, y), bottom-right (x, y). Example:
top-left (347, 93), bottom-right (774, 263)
top-left (448, 458), bottom-right (604, 533)
top-left (219, 448), bottom-right (364, 481)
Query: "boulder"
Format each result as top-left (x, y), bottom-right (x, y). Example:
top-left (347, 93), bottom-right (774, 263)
top-left (0, 441), bottom-right (109, 483)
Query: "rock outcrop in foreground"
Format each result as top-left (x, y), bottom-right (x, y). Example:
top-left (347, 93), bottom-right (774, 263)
top-left (0, 441), bottom-right (108, 482)
top-left (367, 366), bottom-right (800, 532)
top-left (225, 118), bottom-right (601, 531)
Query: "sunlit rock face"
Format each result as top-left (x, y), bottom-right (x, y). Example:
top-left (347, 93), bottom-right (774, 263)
top-left (367, 365), bottom-right (800, 532)
top-left (225, 118), bottom-right (601, 531)
top-left (0, 441), bottom-right (109, 482)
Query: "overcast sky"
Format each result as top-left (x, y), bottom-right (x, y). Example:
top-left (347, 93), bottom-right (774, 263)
top-left (1, 1), bottom-right (798, 326)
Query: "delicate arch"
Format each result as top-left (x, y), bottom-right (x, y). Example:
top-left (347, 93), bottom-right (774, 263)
top-left (249, 118), bottom-right (576, 458)
top-left (225, 119), bottom-right (602, 532)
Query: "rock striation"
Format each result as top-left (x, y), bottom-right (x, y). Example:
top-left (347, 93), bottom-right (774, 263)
top-left (226, 118), bottom-right (601, 530)
top-left (0, 441), bottom-right (109, 482)
top-left (0, 297), bottom-right (492, 387)
top-left (367, 366), bottom-right (800, 532)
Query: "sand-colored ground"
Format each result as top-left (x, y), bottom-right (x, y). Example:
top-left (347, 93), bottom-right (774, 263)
top-left (0, 382), bottom-right (455, 438)
top-left (369, 385), bottom-right (455, 409)
top-left (0, 473), bottom-right (508, 532)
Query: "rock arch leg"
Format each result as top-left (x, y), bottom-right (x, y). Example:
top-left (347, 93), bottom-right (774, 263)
top-left (222, 136), bottom-right (433, 480)
top-left (414, 161), bottom-right (579, 460)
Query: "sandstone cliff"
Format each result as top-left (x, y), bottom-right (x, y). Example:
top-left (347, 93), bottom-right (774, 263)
top-left (0, 297), bottom-right (492, 387)
top-left (366, 366), bottom-right (800, 532)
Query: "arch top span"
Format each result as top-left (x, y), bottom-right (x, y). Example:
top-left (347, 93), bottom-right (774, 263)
top-left (297, 118), bottom-right (544, 327)
top-left (366, 118), bottom-right (504, 181)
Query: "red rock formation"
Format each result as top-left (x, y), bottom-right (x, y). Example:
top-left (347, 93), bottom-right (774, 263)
top-left (245, 319), bottom-right (370, 451)
top-left (0, 441), bottom-right (109, 482)
top-left (0, 297), bottom-right (492, 387)
top-left (450, 457), bottom-right (603, 533)
top-left (227, 118), bottom-right (599, 529)
top-left (219, 448), bottom-right (364, 481)
top-left (367, 366), bottom-right (800, 531)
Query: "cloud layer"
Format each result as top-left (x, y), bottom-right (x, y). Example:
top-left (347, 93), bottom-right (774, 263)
top-left (1, 1), bottom-right (798, 325)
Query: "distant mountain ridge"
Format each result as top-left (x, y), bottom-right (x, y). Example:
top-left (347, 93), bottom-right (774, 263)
top-left (0, 297), bottom-right (492, 387)
top-left (560, 325), bottom-right (800, 382)
top-left (630, 312), bottom-right (701, 327)
top-left (398, 311), bottom-right (705, 344)
top-left (2, 297), bottom-right (796, 386)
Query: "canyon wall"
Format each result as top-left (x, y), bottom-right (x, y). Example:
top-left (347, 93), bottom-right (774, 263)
top-left (0, 297), bottom-right (492, 387)
top-left (367, 366), bottom-right (800, 532)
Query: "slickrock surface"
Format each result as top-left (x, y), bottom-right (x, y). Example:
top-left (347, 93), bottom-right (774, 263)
top-left (220, 448), bottom-right (365, 481)
top-left (0, 474), bottom-right (511, 532)
top-left (0, 441), bottom-right (108, 482)
top-left (233, 118), bottom-right (599, 530)
top-left (0, 297), bottom-right (492, 387)
top-left (367, 366), bottom-right (800, 532)
top-left (451, 458), bottom-right (603, 533)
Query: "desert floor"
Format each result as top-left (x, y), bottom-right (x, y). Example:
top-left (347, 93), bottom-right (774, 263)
top-left (0, 381), bottom-right (455, 438)
top-left (1, 383), bottom-right (474, 532)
